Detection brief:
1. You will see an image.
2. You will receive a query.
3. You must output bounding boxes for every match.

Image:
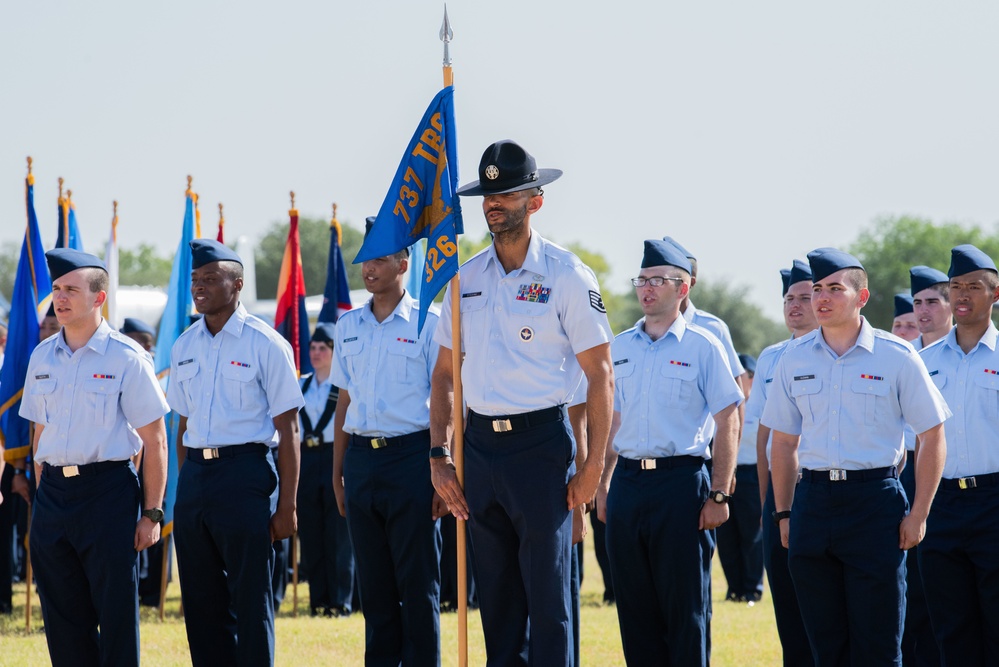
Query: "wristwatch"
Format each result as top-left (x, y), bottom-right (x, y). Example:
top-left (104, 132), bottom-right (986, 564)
top-left (772, 510), bottom-right (792, 525)
top-left (12, 468), bottom-right (26, 477)
top-left (142, 508), bottom-right (165, 523)
top-left (429, 446), bottom-right (451, 460)
top-left (708, 490), bottom-right (732, 505)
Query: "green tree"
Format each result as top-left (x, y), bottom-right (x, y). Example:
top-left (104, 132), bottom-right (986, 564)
top-left (114, 243), bottom-right (173, 287)
top-left (0, 241), bottom-right (18, 305)
top-left (255, 217), bottom-right (365, 300)
top-left (848, 215), bottom-right (999, 329)
top-left (689, 279), bottom-right (788, 357)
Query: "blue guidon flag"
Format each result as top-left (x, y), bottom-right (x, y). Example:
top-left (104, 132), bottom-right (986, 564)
top-left (354, 86), bottom-right (464, 333)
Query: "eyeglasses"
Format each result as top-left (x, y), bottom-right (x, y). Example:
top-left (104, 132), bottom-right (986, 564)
top-left (631, 276), bottom-right (684, 288)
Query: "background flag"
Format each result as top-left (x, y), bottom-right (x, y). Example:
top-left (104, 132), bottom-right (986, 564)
top-left (155, 179), bottom-right (198, 536)
top-left (0, 160), bottom-right (53, 461)
top-left (274, 194), bottom-right (312, 375)
top-left (405, 238), bottom-right (427, 303)
top-left (354, 86), bottom-right (463, 332)
top-left (216, 202), bottom-right (225, 243)
top-left (102, 201), bottom-right (120, 328)
top-left (317, 203), bottom-right (352, 324)
top-left (56, 181), bottom-right (85, 250)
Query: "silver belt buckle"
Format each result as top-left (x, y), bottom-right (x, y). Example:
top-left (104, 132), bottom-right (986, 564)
top-left (829, 469), bottom-right (847, 481)
top-left (958, 476), bottom-right (977, 490)
top-left (492, 419), bottom-right (513, 433)
top-left (640, 459), bottom-right (657, 470)
top-left (370, 437), bottom-right (388, 449)
top-left (203, 448), bottom-right (220, 460)
top-left (63, 465), bottom-right (80, 478)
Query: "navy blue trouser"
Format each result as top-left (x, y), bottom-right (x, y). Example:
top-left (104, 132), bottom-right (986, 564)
top-left (31, 462), bottom-right (141, 667)
top-left (344, 431), bottom-right (441, 667)
top-left (297, 442), bottom-right (355, 612)
top-left (919, 481), bottom-right (999, 665)
top-left (898, 456), bottom-right (939, 667)
top-left (175, 446), bottom-right (277, 667)
top-left (589, 510), bottom-right (614, 602)
top-left (717, 463), bottom-right (764, 600)
top-left (762, 477), bottom-right (814, 667)
top-left (789, 472), bottom-right (908, 667)
top-left (465, 414), bottom-right (574, 667)
top-left (606, 458), bottom-right (712, 667)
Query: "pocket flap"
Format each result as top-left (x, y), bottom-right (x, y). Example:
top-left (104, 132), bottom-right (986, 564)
top-left (851, 378), bottom-right (890, 397)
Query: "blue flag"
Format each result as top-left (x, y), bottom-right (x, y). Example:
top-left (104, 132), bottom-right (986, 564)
top-left (317, 216), bottom-right (352, 323)
top-left (0, 174), bottom-right (53, 462)
top-left (405, 238), bottom-right (427, 303)
top-left (354, 86), bottom-right (464, 332)
top-left (154, 190), bottom-right (196, 535)
top-left (56, 194), bottom-right (85, 250)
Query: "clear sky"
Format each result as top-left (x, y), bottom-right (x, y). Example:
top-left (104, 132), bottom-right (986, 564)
top-left (3, 1), bottom-right (998, 320)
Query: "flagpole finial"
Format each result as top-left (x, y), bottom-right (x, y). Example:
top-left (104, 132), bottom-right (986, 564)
top-left (218, 202), bottom-right (224, 220)
top-left (26, 156), bottom-right (33, 175)
top-left (439, 4), bottom-right (453, 67)
top-left (290, 191), bottom-right (296, 210)
top-left (66, 189), bottom-right (73, 203)
top-left (58, 177), bottom-right (64, 199)
top-left (113, 200), bottom-right (118, 216)
top-left (332, 202), bottom-right (338, 222)
top-left (186, 174), bottom-right (193, 195)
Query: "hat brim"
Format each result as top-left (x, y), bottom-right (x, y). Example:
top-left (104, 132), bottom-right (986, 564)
top-left (456, 169), bottom-right (563, 197)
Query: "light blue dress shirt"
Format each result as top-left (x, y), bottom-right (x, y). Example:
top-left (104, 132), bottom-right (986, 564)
top-left (167, 303), bottom-right (305, 448)
top-left (300, 373), bottom-right (337, 443)
top-left (435, 232), bottom-right (613, 416)
top-left (21, 320), bottom-right (169, 465)
top-left (745, 337), bottom-right (794, 469)
top-left (683, 303), bottom-right (744, 377)
top-left (761, 318), bottom-right (951, 471)
top-left (919, 323), bottom-right (999, 478)
top-left (611, 316), bottom-right (743, 460)
top-left (331, 293), bottom-right (438, 437)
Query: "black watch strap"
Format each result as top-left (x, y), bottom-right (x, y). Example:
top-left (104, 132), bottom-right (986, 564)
top-left (429, 446), bottom-right (451, 460)
top-left (709, 490), bottom-right (732, 504)
top-left (772, 510), bottom-right (792, 525)
top-left (142, 508), bottom-right (165, 523)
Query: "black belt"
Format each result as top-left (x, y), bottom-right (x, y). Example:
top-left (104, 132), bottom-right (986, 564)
top-left (800, 466), bottom-right (897, 483)
top-left (350, 430), bottom-right (430, 450)
top-left (185, 443), bottom-right (269, 462)
top-left (43, 460), bottom-right (129, 478)
top-left (940, 471), bottom-right (999, 491)
top-left (617, 455), bottom-right (704, 471)
top-left (467, 406), bottom-right (563, 433)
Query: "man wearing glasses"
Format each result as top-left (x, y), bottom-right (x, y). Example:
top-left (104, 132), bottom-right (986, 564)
top-left (597, 239), bottom-right (742, 666)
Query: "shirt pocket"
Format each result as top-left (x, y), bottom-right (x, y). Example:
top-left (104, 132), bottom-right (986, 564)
top-left (459, 296), bottom-right (488, 351)
top-left (84, 377), bottom-right (122, 429)
top-left (657, 363), bottom-right (698, 408)
top-left (613, 361), bottom-right (637, 405)
top-left (174, 361), bottom-right (200, 408)
top-left (338, 339), bottom-right (365, 380)
top-left (28, 378), bottom-right (57, 425)
top-left (790, 378), bottom-right (823, 424)
top-left (850, 378), bottom-right (890, 426)
top-left (508, 300), bottom-right (553, 346)
top-left (973, 372), bottom-right (999, 420)
top-left (387, 338), bottom-right (422, 382)
top-left (220, 363), bottom-right (256, 411)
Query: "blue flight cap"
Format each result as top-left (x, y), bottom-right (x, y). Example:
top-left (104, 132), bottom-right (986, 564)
top-left (948, 244), bottom-right (997, 278)
top-left (807, 248), bottom-right (864, 282)
top-left (909, 266), bottom-right (949, 296)
top-left (662, 236), bottom-right (695, 261)
top-left (738, 353), bottom-right (757, 374)
top-left (893, 292), bottom-right (914, 318)
top-left (312, 322), bottom-right (336, 344)
top-left (121, 317), bottom-right (156, 337)
top-left (789, 259), bottom-right (812, 286)
top-left (45, 248), bottom-right (107, 281)
top-left (642, 240), bottom-right (692, 273)
top-left (780, 269), bottom-right (792, 296)
top-left (190, 239), bottom-right (242, 269)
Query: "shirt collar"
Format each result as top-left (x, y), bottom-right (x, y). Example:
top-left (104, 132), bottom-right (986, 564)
top-left (814, 316), bottom-right (875, 357)
top-left (485, 231), bottom-right (548, 279)
top-left (359, 292), bottom-right (414, 325)
top-left (944, 321), bottom-right (998, 354)
top-left (194, 302), bottom-right (248, 339)
top-left (682, 301), bottom-right (697, 324)
top-left (635, 315), bottom-right (687, 344)
top-left (54, 319), bottom-right (113, 357)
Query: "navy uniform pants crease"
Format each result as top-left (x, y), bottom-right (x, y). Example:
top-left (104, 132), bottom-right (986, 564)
top-left (297, 442), bottom-right (355, 612)
top-left (918, 483), bottom-right (999, 666)
top-left (789, 476), bottom-right (907, 667)
top-left (716, 463), bottom-right (764, 600)
top-left (344, 432), bottom-right (441, 667)
top-left (31, 463), bottom-right (141, 667)
top-left (605, 461), bottom-right (712, 667)
top-left (761, 477), bottom-right (814, 667)
top-left (174, 448), bottom-right (277, 667)
top-left (897, 459), bottom-right (939, 667)
top-left (465, 416), bottom-right (574, 667)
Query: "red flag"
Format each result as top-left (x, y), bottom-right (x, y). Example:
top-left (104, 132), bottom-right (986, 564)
top-left (274, 198), bottom-right (311, 375)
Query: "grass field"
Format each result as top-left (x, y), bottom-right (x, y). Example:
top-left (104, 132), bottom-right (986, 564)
top-left (0, 536), bottom-right (782, 665)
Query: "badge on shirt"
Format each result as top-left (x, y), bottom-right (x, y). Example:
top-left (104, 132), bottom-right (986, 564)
top-left (519, 327), bottom-right (534, 342)
top-left (516, 283), bottom-right (551, 304)
top-left (230, 361), bottom-right (251, 368)
top-left (461, 291), bottom-right (482, 299)
top-left (396, 337), bottom-right (417, 344)
top-left (793, 374), bottom-right (815, 381)
top-left (34, 374), bottom-right (50, 380)
top-left (860, 374), bottom-right (884, 381)
top-left (927, 369), bottom-right (939, 376)
top-left (342, 337), bottom-right (358, 343)
top-left (589, 290), bottom-right (606, 313)
top-left (614, 358), bottom-right (629, 366)
top-left (669, 360), bottom-right (691, 367)
top-left (178, 358), bottom-right (195, 366)
top-left (985, 369), bottom-right (999, 376)
top-left (92, 374), bottom-right (116, 380)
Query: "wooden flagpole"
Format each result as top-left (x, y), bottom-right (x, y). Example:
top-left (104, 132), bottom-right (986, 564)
top-left (440, 7), bottom-right (468, 666)
top-left (158, 532), bottom-right (170, 620)
top-left (25, 504), bottom-right (32, 631)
